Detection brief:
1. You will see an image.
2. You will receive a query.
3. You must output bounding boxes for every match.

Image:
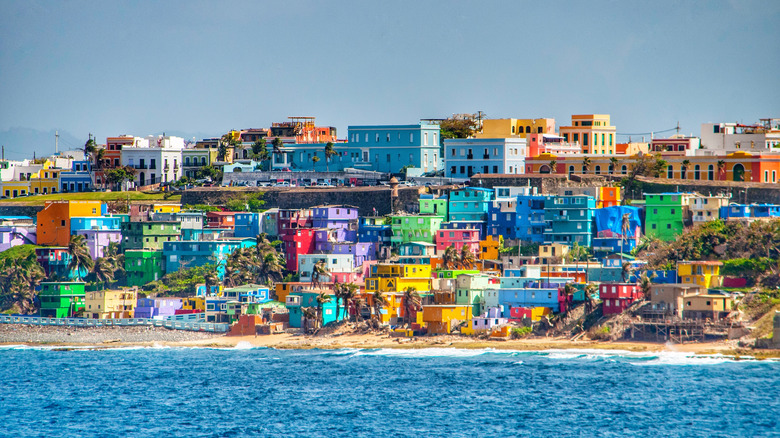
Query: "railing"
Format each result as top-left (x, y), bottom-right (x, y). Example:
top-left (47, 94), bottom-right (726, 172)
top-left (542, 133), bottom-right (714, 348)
top-left (0, 314), bottom-right (229, 333)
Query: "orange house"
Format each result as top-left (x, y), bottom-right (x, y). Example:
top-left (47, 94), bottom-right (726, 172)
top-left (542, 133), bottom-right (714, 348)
top-left (37, 200), bottom-right (103, 246)
top-left (206, 211), bottom-right (236, 229)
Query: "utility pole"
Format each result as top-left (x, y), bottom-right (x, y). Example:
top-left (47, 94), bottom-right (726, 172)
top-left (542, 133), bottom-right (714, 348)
top-left (55, 130), bottom-right (59, 155)
top-left (676, 121), bottom-right (680, 136)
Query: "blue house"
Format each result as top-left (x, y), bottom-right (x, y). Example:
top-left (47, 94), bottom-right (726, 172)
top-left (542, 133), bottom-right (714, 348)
top-left (448, 187), bottom-right (494, 222)
top-left (543, 194), bottom-right (596, 246)
top-left (515, 193), bottom-right (550, 243)
top-left (751, 204), bottom-right (780, 218)
top-left (592, 206), bottom-right (642, 255)
top-left (444, 137), bottom-right (526, 178)
top-left (346, 124), bottom-right (442, 174)
top-left (70, 216), bottom-right (123, 233)
top-left (162, 238), bottom-right (257, 278)
top-left (498, 288), bottom-right (563, 317)
top-left (719, 204), bottom-right (750, 220)
top-left (234, 212), bottom-right (262, 238)
top-left (59, 160), bottom-right (93, 193)
top-left (286, 292), bottom-right (347, 328)
top-left (358, 216), bottom-right (392, 245)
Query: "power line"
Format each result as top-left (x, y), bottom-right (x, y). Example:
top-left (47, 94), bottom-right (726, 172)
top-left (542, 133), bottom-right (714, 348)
top-left (616, 127), bottom-right (679, 136)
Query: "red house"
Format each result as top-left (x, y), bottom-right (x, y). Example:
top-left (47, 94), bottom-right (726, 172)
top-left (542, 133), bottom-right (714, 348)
top-left (278, 208), bottom-right (313, 236)
top-left (206, 211), bottom-right (236, 230)
top-left (281, 228), bottom-right (316, 271)
top-left (435, 228), bottom-right (480, 255)
top-left (599, 283), bottom-right (642, 315)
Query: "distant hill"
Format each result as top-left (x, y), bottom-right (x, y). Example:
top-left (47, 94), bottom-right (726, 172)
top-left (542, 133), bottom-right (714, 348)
top-left (0, 128), bottom-right (82, 161)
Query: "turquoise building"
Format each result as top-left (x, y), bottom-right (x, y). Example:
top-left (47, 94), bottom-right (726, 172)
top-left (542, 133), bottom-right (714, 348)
top-left (543, 194), bottom-right (596, 246)
top-left (346, 124), bottom-right (442, 174)
top-left (448, 187), bottom-right (494, 222)
top-left (162, 238), bottom-right (257, 278)
top-left (286, 292), bottom-right (348, 328)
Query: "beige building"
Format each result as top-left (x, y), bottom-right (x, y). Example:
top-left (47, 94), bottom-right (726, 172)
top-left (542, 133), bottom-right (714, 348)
top-left (687, 193), bottom-right (730, 224)
top-left (84, 289), bottom-right (137, 319)
top-left (648, 284), bottom-right (704, 317)
top-left (476, 118), bottom-right (556, 139)
top-left (682, 294), bottom-right (734, 320)
top-left (559, 114), bottom-right (617, 155)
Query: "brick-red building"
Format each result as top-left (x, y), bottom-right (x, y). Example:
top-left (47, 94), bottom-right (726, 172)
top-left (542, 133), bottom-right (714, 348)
top-left (600, 283), bottom-right (642, 315)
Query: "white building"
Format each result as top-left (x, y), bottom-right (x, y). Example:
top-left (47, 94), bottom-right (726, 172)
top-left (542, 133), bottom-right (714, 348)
top-left (121, 135), bottom-right (184, 187)
top-left (444, 138), bottom-right (527, 178)
top-left (699, 120), bottom-right (780, 155)
top-left (297, 254), bottom-right (355, 283)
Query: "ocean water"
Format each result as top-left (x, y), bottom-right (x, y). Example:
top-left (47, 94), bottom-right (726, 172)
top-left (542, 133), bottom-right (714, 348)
top-left (1, 345), bottom-right (778, 437)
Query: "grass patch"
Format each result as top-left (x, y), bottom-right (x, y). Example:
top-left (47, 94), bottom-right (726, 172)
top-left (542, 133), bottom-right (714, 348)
top-left (0, 192), bottom-right (180, 206)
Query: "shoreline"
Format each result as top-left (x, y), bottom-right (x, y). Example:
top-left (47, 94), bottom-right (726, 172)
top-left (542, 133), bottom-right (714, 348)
top-left (2, 326), bottom-right (778, 358)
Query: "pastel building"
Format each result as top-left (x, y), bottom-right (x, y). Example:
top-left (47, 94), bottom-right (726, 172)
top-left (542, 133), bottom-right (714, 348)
top-left (0, 220), bottom-right (36, 251)
top-left (234, 212), bottom-right (262, 238)
top-left (120, 221), bottom-right (180, 251)
top-left (206, 211), bottom-right (236, 230)
top-left (37, 200), bottom-right (104, 247)
top-left (84, 289), bottom-right (137, 319)
top-left (151, 211), bottom-right (206, 232)
top-left (644, 193), bottom-right (691, 241)
top-left (390, 214), bottom-right (444, 245)
top-left (700, 120), bottom-right (780, 155)
top-left (298, 254), bottom-right (356, 283)
top-left (418, 194), bottom-right (448, 218)
top-left (135, 298), bottom-right (183, 319)
top-left (311, 205), bottom-right (358, 229)
top-left (444, 138), bottom-right (527, 178)
top-left (543, 194), bottom-right (596, 246)
top-left (476, 118), bottom-right (556, 139)
top-left (59, 160), bottom-right (94, 193)
top-left (286, 292), bottom-right (347, 328)
top-left (346, 124), bottom-right (442, 174)
top-left (599, 283), bottom-right (642, 315)
top-left (527, 134), bottom-right (581, 157)
top-left (677, 261), bottom-right (723, 289)
top-left (314, 241), bottom-right (376, 268)
top-left (448, 187), bottom-right (494, 222)
top-left (163, 238), bottom-right (257, 277)
top-left (497, 287), bottom-right (565, 317)
top-left (120, 135), bottom-right (184, 187)
top-left (688, 194), bottom-right (730, 224)
top-left (558, 114), bottom-right (617, 155)
top-left (124, 250), bottom-right (164, 287)
top-left (358, 216), bottom-right (392, 246)
top-left (365, 264), bottom-right (432, 294)
top-left (436, 228), bottom-right (480, 256)
top-left (515, 193), bottom-right (549, 243)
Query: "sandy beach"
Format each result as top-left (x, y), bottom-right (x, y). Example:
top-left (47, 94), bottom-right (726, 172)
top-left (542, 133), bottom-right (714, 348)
top-left (3, 324), bottom-right (777, 358)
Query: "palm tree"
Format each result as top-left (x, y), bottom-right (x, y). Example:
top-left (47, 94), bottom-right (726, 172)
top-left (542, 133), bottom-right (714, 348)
top-left (311, 259), bottom-right (328, 290)
top-left (459, 245), bottom-right (475, 269)
top-left (253, 139), bottom-right (270, 170)
top-left (582, 156), bottom-right (591, 174)
top-left (583, 283), bottom-right (597, 314)
top-left (717, 160), bottom-right (726, 179)
top-left (204, 269), bottom-right (219, 296)
top-left (0, 255), bottom-right (45, 314)
top-left (548, 160), bottom-right (557, 174)
top-left (272, 137), bottom-right (284, 168)
top-left (372, 290), bottom-right (388, 324)
top-left (402, 286), bottom-right (421, 327)
top-left (353, 297), bottom-right (366, 323)
top-left (562, 283), bottom-right (577, 314)
top-left (621, 212), bottom-right (631, 263)
top-left (341, 282), bottom-right (358, 322)
top-left (442, 245), bottom-right (458, 269)
top-left (315, 291), bottom-right (332, 329)
top-left (610, 157), bottom-right (619, 175)
top-left (621, 262), bottom-right (633, 283)
top-left (67, 234), bottom-right (94, 280)
top-left (255, 253), bottom-right (285, 285)
top-left (638, 272), bottom-right (653, 301)
top-left (91, 257), bottom-right (116, 288)
top-left (311, 155), bottom-right (320, 170)
top-left (324, 142), bottom-right (336, 172)
top-left (302, 307), bottom-right (316, 334)
top-left (681, 159), bottom-right (691, 180)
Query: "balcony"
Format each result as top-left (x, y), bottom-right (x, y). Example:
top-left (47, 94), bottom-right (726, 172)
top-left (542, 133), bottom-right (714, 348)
top-left (483, 154), bottom-right (490, 159)
top-left (466, 154), bottom-right (473, 160)
top-left (133, 164), bottom-right (148, 170)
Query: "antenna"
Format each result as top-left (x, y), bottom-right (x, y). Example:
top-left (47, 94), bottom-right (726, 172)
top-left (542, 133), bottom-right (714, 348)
top-left (676, 121), bottom-right (680, 135)
top-left (55, 130), bottom-right (59, 154)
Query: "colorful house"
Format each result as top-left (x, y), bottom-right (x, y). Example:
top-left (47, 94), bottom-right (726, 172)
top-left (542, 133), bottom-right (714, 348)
top-left (39, 281), bottom-right (86, 318)
top-left (462, 307), bottom-right (509, 335)
top-left (152, 204), bottom-right (181, 214)
top-left (365, 264), bottom-right (432, 294)
top-left (515, 193), bottom-right (550, 243)
top-left (84, 289), bottom-right (137, 319)
top-left (390, 214), bottom-right (444, 245)
top-left (447, 187), bottom-right (494, 222)
top-left (311, 205), bottom-right (358, 229)
top-left (644, 193), bottom-right (692, 241)
top-left (543, 194), bottom-right (596, 246)
top-left (298, 254), bottom-right (356, 284)
top-left (444, 137), bottom-right (526, 178)
top-left (558, 114), bottom-right (617, 155)
top-left (206, 211), bottom-right (236, 230)
top-left (285, 292), bottom-right (347, 328)
top-left (592, 206), bottom-right (642, 256)
top-left (436, 227), bottom-right (480, 257)
top-left (120, 221), bottom-right (180, 252)
top-left (498, 287), bottom-right (564, 317)
top-left (35, 247), bottom-right (72, 279)
top-left (479, 235), bottom-right (501, 260)
top-left (422, 304), bottom-right (472, 335)
top-left (135, 297), bottom-right (183, 318)
top-left (682, 293), bottom-right (734, 320)
top-left (234, 212), bottom-right (262, 238)
top-left (278, 208), bottom-right (313, 235)
top-left (59, 160), bottom-right (94, 193)
top-left (0, 222), bottom-right (36, 251)
top-left (599, 283), bottom-right (642, 315)
top-left (455, 273), bottom-right (497, 316)
top-left (418, 194), bottom-right (448, 218)
top-left (677, 261), bottom-right (723, 288)
top-left (281, 228), bottom-right (316, 271)
top-left (163, 238), bottom-right (257, 277)
top-left (358, 216), bottom-right (392, 246)
top-left (124, 250), bottom-right (164, 287)
top-left (37, 200), bottom-right (104, 247)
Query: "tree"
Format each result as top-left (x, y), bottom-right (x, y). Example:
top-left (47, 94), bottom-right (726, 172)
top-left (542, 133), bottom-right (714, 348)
top-left (442, 245), bottom-right (459, 269)
top-left (271, 137), bottom-right (284, 168)
top-left (620, 153), bottom-right (667, 200)
top-left (610, 157), bottom-right (619, 175)
top-left (681, 159), bottom-right (691, 180)
top-left (91, 257), bottom-right (116, 288)
top-left (311, 259), bottom-right (328, 290)
top-left (621, 262), bottom-right (633, 283)
top-left (621, 212), bottom-right (632, 263)
top-left (440, 116), bottom-right (478, 140)
top-left (583, 283), bottom-right (597, 315)
top-left (638, 272), bottom-right (653, 301)
top-left (0, 254), bottom-right (45, 314)
top-left (301, 307), bottom-right (316, 334)
top-left (402, 286), bottom-right (421, 327)
top-left (562, 283), bottom-right (577, 314)
top-left (717, 160), bottom-right (726, 179)
top-left (315, 291), bottom-right (332, 329)
top-left (324, 142), bottom-right (336, 172)
top-left (459, 244), bottom-right (476, 269)
top-left (219, 132), bottom-right (240, 162)
top-left (311, 155), bottom-right (320, 170)
top-left (582, 156), bottom-right (591, 174)
top-left (253, 139), bottom-right (270, 170)
top-left (372, 290), bottom-right (388, 325)
top-left (341, 282), bottom-right (359, 322)
top-left (67, 234), bottom-right (94, 280)
top-left (548, 160), bottom-right (557, 174)
top-left (204, 269), bottom-right (219, 296)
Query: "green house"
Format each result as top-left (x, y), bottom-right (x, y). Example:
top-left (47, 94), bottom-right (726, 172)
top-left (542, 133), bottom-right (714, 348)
top-left (120, 221), bottom-right (180, 251)
top-left (455, 273), bottom-right (493, 316)
top-left (39, 281), bottom-right (86, 318)
top-left (390, 214), bottom-right (444, 245)
top-left (419, 195), bottom-right (448, 218)
top-left (125, 249), bottom-right (164, 287)
top-left (644, 193), bottom-right (690, 241)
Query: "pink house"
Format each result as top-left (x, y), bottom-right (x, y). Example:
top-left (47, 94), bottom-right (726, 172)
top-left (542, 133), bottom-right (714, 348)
top-left (599, 283), bottom-right (642, 315)
top-left (435, 228), bottom-right (480, 256)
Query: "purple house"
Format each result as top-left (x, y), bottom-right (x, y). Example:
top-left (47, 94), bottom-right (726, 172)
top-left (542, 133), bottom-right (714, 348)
top-left (75, 229), bottom-right (123, 259)
top-left (314, 228), bottom-right (359, 245)
top-left (135, 297), bottom-right (183, 318)
top-left (0, 225), bottom-right (37, 252)
top-left (312, 205), bottom-right (358, 230)
top-left (315, 241), bottom-right (377, 268)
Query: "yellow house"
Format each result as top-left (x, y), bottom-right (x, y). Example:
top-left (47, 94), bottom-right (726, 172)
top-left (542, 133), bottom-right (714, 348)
top-left (182, 296), bottom-right (206, 312)
top-left (365, 264), bottom-right (432, 294)
top-left (422, 304), bottom-right (472, 334)
top-left (682, 293), bottom-right (734, 320)
top-left (538, 243), bottom-right (570, 264)
top-left (476, 118), bottom-right (556, 139)
top-left (84, 289), bottom-right (137, 319)
top-left (597, 186), bottom-right (621, 208)
top-left (559, 114), bottom-right (617, 155)
top-left (1, 160), bottom-right (61, 198)
top-left (479, 235), bottom-right (501, 260)
top-left (152, 204), bottom-right (182, 214)
top-left (677, 261), bottom-right (723, 288)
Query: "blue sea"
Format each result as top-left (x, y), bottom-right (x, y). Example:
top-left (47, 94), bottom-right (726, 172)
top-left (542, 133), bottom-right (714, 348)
top-left (1, 345), bottom-right (778, 437)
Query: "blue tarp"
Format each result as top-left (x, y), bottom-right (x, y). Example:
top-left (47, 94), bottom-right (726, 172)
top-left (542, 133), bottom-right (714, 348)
top-left (594, 206), bottom-right (641, 237)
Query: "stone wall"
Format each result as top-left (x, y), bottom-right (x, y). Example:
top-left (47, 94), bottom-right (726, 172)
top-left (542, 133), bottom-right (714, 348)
top-left (469, 173), bottom-right (611, 194)
top-left (180, 186), bottom-right (425, 216)
top-left (636, 177), bottom-right (780, 204)
top-left (0, 205), bottom-right (44, 218)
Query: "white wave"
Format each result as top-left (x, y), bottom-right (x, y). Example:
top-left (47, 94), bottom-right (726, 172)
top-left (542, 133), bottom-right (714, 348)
top-left (631, 351), bottom-right (746, 366)
top-left (350, 347), bottom-right (498, 358)
top-left (233, 341), bottom-right (254, 350)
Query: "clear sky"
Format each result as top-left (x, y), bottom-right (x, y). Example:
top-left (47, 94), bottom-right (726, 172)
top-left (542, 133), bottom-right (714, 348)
top-left (1, 0), bottom-right (778, 156)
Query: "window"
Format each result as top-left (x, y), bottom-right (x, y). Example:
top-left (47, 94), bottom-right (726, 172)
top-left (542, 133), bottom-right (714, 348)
top-left (424, 132), bottom-right (428, 146)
